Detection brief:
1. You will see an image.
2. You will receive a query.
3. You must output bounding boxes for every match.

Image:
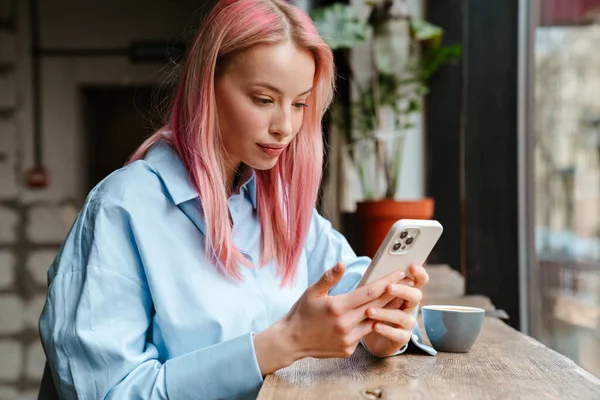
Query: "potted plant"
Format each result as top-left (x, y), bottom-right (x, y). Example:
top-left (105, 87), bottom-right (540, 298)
top-left (311, 0), bottom-right (461, 256)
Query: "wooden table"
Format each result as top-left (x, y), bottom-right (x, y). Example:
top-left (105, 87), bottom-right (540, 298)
top-left (258, 296), bottom-right (600, 399)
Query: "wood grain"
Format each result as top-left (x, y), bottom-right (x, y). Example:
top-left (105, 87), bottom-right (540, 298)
top-left (258, 297), bottom-right (600, 400)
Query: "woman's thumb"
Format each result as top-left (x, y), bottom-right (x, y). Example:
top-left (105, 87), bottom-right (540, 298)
top-left (312, 262), bottom-right (345, 295)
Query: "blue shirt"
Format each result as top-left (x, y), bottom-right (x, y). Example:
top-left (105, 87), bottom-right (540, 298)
top-left (40, 140), bottom-right (380, 400)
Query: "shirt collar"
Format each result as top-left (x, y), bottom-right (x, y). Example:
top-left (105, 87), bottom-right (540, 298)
top-left (144, 139), bottom-right (257, 208)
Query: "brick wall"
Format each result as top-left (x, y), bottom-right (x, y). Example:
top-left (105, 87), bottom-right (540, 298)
top-left (0, 2), bottom-right (55, 397)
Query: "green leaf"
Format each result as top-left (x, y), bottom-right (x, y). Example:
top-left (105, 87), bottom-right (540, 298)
top-left (373, 19), bottom-right (411, 75)
top-left (406, 99), bottom-right (420, 113)
top-left (310, 4), bottom-right (369, 50)
top-left (416, 85), bottom-right (429, 96)
top-left (410, 18), bottom-right (443, 48)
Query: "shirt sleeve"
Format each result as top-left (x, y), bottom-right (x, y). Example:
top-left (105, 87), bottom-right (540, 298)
top-left (304, 209), bottom-right (372, 296)
top-left (39, 195), bottom-right (263, 400)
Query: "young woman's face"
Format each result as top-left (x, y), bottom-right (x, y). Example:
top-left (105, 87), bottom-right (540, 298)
top-left (215, 42), bottom-right (315, 173)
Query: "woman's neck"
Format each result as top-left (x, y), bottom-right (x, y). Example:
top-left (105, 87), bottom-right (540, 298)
top-left (225, 163), bottom-right (244, 197)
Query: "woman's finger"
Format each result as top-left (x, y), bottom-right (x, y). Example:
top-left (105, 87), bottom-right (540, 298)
top-left (348, 319), bottom-right (377, 344)
top-left (383, 297), bottom-right (403, 310)
top-left (408, 265), bottom-right (429, 288)
top-left (337, 269), bottom-right (406, 311)
top-left (397, 277), bottom-right (415, 287)
top-left (343, 291), bottom-right (397, 328)
top-left (373, 323), bottom-right (411, 345)
top-left (387, 283), bottom-right (422, 312)
top-left (337, 273), bottom-right (419, 334)
top-left (367, 308), bottom-right (415, 330)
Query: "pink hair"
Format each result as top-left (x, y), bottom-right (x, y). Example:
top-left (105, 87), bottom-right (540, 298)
top-left (128, 0), bottom-right (335, 286)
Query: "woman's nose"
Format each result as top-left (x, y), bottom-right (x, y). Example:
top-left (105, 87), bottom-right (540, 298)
top-left (269, 108), bottom-right (293, 138)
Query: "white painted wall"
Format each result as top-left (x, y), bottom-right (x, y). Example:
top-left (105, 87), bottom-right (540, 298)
top-left (19, 0), bottom-right (199, 204)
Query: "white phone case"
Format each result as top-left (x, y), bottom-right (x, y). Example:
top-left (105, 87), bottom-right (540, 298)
top-left (357, 219), bottom-right (443, 287)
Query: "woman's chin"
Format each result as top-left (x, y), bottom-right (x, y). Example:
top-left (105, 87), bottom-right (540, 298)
top-left (247, 157), bottom-right (279, 171)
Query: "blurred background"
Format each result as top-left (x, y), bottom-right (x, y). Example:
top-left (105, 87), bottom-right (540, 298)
top-left (0, 0), bottom-right (598, 397)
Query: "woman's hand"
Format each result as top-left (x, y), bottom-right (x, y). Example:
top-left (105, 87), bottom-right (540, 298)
top-left (360, 265), bottom-right (430, 357)
top-left (253, 262), bottom-right (405, 375)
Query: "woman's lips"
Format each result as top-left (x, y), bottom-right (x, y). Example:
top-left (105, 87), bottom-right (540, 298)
top-left (257, 144), bottom-right (285, 156)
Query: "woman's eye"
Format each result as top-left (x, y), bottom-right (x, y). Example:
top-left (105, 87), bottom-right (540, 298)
top-left (294, 102), bottom-right (308, 109)
top-left (254, 97), bottom-right (273, 105)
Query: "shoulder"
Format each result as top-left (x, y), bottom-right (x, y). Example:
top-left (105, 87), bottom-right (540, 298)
top-left (87, 160), bottom-right (167, 208)
top-left (308, 208), bottom-right (334, 232)
top-left (49, 161), bottom-right (165, 280)
top-left (78, 158), bottom-right (175, 227)
top-left (305, 208), bottom-right (332, 247)
top-left (67, 160), bottom-right (171, 247)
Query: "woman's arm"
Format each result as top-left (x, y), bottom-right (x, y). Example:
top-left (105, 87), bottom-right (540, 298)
top-left (253, 261), bottom-right (407, 374)
top-left (39, 196), bottom-right (267, 400)
top-left (41, 268), bottom-right (270, 399)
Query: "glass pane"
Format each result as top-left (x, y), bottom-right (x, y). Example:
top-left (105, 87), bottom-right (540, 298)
top-left (532, 0), bottom-right (600, 378)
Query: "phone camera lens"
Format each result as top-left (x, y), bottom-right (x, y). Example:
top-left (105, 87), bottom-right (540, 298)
top-left (405, 237), bottom-right (414, 245)
top-left (400, 231), bottom-right (408, 239)
top-left (392, 243), bottom-right (402, 251)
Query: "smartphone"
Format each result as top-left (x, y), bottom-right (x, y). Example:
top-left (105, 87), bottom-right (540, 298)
top-left (356, 219), bottom-right (443, 287)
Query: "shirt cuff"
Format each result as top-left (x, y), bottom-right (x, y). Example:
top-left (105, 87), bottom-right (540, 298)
top-left (165, 332), bottom-right (263, 400)
top-left (360, 338), bottom-right (409, 357)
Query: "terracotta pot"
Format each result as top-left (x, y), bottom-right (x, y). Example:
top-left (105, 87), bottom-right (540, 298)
top-left (356, 198), bottom-right (435, 258)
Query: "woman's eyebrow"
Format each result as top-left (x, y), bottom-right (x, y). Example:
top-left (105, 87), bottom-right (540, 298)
top-left (253, 82), bottom-right (313, 96)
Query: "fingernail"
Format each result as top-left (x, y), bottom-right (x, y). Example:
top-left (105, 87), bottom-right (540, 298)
top-left (369, 309), bottom-right (377, 317)
top-left (391, 284), bottom-right (400, 293)
top-left (334, 264), bottom-right (341, 273)
top-left (375, 324), bottom-right (384, 332)
top-left (407, 281), bottom-right (415, 287)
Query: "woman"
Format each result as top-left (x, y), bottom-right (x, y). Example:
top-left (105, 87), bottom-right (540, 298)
top-left (39, 1), bottom-right (429, 399)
